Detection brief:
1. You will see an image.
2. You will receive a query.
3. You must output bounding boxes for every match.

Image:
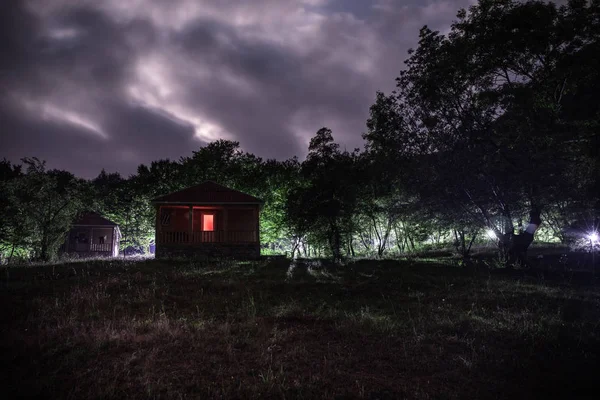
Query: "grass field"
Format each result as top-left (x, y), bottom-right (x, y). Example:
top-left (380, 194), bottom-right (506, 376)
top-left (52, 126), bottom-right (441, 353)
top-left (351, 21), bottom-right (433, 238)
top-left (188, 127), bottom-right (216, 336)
top-left (1, 257), bottom-right (599, 399)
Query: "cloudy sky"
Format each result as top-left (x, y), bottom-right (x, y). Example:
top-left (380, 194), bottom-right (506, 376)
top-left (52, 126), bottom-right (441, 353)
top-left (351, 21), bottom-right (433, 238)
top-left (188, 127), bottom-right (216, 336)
top-left (1, 0), bottom-right (473, 178)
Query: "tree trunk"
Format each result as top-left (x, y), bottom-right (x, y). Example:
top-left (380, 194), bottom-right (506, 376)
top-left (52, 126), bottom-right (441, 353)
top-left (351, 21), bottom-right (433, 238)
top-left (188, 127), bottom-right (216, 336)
top-left (328, 219), bottom-right (342, 263)
top-left (40, 233), bottom-right (49, 262)
top-left (466, 230), bottom-right (478, 256)
top-left (507, 208), bottom-right (542, 268)
top-left (408, 234), bottom-right (415, 252)
top-left (454, 229), bottom-right (468, 258)
top-left (7, 243), bottom-right (15, 265)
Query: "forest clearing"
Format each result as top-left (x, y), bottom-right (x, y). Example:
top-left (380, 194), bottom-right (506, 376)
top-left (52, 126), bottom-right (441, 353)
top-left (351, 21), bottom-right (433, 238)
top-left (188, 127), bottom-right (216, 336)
top-left (1, 256), bottom-right (599, 399)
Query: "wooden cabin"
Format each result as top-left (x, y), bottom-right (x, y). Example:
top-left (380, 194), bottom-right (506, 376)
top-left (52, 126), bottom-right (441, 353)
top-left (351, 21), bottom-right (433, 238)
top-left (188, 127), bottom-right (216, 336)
top-left (62, 212), bottom-right (121, 257)
top-left (153, 181), bottom-right (262, 259)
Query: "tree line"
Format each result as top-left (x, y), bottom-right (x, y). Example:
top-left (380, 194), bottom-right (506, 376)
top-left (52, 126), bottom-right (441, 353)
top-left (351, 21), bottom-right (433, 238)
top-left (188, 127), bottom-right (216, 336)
top-left (1, 0), bottom-right (598, 264)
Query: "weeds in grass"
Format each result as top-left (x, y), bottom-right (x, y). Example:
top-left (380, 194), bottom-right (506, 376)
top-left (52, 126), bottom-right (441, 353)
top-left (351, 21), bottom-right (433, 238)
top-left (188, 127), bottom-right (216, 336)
top-left (1, 258), bottom-right (599, 399)
top-left (246, 290), bottom-right (258, 320)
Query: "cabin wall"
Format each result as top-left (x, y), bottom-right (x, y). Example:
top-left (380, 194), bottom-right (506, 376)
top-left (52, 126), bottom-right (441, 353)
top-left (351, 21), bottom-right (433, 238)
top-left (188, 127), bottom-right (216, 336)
top-left (161, 207), bottom-right (190, 232)
top-left (64, 226), bottom-right (117, 257)
top-left (192, 209), bottom-right (224, 232)
top-left (227, 209), bottom-right (255, 231)
top-left (67, 228), bottom-right (114, 247)
top-left (155, 204), bottom-right (260, 259)
top-left (157, 205), bottom-right (258, 233)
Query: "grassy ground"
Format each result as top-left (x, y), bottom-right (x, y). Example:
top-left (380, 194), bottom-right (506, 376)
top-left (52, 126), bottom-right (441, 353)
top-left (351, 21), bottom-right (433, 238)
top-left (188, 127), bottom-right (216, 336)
top-left (1, 258), bottom-right (599, 399)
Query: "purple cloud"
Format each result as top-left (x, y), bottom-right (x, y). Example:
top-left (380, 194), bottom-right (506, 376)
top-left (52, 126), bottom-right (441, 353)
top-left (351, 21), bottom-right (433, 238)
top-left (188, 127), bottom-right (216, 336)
top-left (0, 0), bottom-right (474, 178)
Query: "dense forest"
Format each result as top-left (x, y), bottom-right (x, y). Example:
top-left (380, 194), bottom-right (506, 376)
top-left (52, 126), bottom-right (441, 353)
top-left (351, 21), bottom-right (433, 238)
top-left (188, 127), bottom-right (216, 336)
top-left (1, 0), bottom-right (598, 264)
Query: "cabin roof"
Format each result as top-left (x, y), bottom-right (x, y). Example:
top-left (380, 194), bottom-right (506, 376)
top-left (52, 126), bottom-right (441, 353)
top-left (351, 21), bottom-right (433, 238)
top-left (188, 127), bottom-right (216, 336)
top-left (152, 181), bottom-right (263, 205)
top-left (72, 212), bottom-right (119, 227)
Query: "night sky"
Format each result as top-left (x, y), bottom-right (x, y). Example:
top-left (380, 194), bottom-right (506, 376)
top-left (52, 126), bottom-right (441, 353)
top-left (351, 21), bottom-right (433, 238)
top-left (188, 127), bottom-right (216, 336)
top-left (1, 0), bottom-right (473, 178)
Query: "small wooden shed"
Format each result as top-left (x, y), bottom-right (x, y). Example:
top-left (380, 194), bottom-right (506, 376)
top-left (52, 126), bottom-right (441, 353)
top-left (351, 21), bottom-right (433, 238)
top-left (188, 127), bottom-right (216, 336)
top-left (152, 181), bottom-right (262, 259)
top-left (63, 212), bottom-right (121, 257)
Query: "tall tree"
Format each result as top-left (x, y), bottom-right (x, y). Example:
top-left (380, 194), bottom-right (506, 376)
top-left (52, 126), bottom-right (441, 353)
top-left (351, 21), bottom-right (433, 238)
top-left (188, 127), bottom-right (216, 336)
top-left (12, 158), bottom-right (87, 261)
top-left (288, 128), bottom-right (358, 261)
top-left (366, 0), bottom-right (600, 263)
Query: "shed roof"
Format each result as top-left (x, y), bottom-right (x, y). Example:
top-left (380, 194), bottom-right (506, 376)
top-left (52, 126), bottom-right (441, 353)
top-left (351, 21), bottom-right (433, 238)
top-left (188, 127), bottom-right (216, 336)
top-left (152, 181), bottom-right (263, 204)
top-left (72, 212), bottom-right (119, 226)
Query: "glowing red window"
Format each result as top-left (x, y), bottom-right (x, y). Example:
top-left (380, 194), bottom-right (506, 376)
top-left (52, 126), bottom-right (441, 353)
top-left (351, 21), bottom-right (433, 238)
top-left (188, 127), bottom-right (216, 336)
top-left (202, 214), bottom-right (214, 231)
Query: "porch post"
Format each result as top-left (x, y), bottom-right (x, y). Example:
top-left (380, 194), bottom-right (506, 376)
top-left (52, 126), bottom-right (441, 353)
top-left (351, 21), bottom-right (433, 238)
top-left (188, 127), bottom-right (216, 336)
top-left (155, 205), bottom-right (161, 244)
top-left (90, 228), bottom-right (94, 252)
top-left (255, 206), bottom-right (260, 244)
top-left (112, 227), bottom-right (115, 256)
top-left (188, 206), bottom-right (193, 243)
top-left (223, 207), bottom-right (228, 242)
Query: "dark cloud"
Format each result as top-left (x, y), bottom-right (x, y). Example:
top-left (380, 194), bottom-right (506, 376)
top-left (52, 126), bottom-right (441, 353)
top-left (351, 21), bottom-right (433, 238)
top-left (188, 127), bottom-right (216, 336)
top-left (0, 1), bottom-right (41, 90)
top-left (322, 0), bottom-right (376, 18)
top-left (0, 96), bottom-right (108, 177)
top-left (1, 0), bottom-right (475, 178)
top-left (103, 101), bottom-right (201, 165)
top-left (0, 94), bottom-right (201, 178)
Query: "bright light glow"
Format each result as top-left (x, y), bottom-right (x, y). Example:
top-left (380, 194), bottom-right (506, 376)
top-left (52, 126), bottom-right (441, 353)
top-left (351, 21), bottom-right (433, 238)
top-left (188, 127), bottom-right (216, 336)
top-left (589, 232), bottom-right (599, 243)
top-left (44, 106), bottom-right (106, 139)
top-left (40, 103), bottom-right (107, 139)
top-left (486, 229), bottom-right (497, 240)
top-left (127, 55), bottom-right (226, 142)
top-left (203, 214), bottom-right (214, 231)
top-left (19, 97), bottom-right (107, 139)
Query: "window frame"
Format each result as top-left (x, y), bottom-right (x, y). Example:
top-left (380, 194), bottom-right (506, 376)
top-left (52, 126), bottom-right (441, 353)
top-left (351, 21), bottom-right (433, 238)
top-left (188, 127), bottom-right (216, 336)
top-left (201, 212), bottom-right (215, 232)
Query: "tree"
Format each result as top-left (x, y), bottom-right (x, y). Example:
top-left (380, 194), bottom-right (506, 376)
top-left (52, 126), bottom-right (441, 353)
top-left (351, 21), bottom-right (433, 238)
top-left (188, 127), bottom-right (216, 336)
top-left (258, 158), bottom-right (302, 254)
top-left (366, 0), bottom-right (600, 264)
top-left (92, 170), bottom-right (155, 253)
top-left (287, 128), bottom-right (359, 262)
top-left (0, 159), bottom-right (29, 263)
top-left (181, 140), bottom-right (248, 188)
top-left (10, 158), bottom-right (87, 261)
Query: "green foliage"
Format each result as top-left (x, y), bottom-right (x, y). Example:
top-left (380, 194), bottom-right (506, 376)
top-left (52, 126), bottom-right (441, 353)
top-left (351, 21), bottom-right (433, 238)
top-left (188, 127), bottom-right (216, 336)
top-left (92, 171), bottom-right (155, 252)
top-left (0, 158), bottom-right (87, 262)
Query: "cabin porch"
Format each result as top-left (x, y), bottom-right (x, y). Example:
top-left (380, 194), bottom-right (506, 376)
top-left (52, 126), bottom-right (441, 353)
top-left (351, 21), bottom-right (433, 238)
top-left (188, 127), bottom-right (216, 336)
top-left (64, 225), bottom-right (120, 257)
top-left (155, 204), bottom-right (260, 259)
